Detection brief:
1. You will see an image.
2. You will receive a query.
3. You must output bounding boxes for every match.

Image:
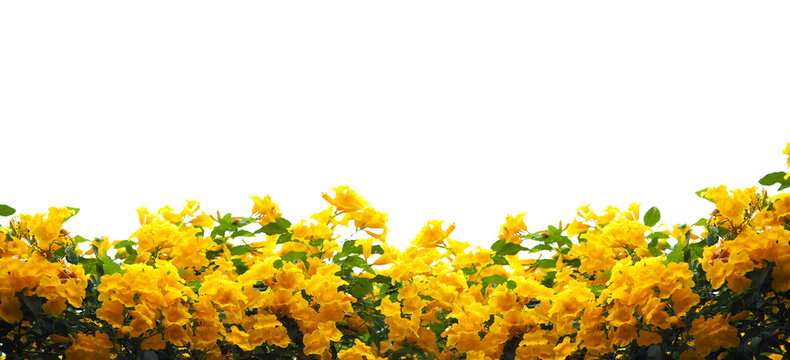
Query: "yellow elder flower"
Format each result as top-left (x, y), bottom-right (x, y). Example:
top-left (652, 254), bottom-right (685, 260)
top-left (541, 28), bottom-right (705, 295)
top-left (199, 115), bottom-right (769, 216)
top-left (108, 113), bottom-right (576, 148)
top-left (190, 211), bottom-right (214, 228)
top-left (0, 294), bottom-right (23, 324)
top-left (303, 322), bottom-right (343, 355)
top-left (224, 326), bottom-right (253, 351)
top-left (411, 220), bottom-right (455, 248)
top-left (157, 205), bottom-right (184, 224)
top-left (345, 207), bottom-right (389, 241)
top-left (784, 141), bottom-right (790, 167)
top-left (17, 207), bottom-right (74, 251)
top-left (372, 244), bottom-right (399, 266)
top-left (688, 314), bottom-right (740, 357)
top-left (565, 219), bottom-right (590, 237)
top-left (250, 195), bottom-right (282, 225)
top-left (355, 238), bottom-right (376, 260)
top-left (65, 332), bottom-right (113, 360)
top-left (338, 339), bottom-right (386, 360)
top-left (624, 202), bottom-right (641, 221)
top-left (322, 185), bottom-right (369, 212)
top-left (498, 213), bottom-right (527, 244)
top-left (141, 333), bottom-right (167, 351)
top-left (136, 207), bottom-right (153, 225)
top-left (773, 261), bottom-right (790, 292)
top-left (703, 185), bottom-right (758, 225)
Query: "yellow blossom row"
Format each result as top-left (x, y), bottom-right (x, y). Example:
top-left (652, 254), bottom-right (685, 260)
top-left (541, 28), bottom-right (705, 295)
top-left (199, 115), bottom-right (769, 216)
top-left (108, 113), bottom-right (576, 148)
top-left (1, 144), bottom-right (790, 359)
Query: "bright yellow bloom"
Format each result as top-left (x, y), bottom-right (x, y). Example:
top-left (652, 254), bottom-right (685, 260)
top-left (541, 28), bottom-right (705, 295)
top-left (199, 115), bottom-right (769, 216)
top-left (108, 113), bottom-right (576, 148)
top-left (322, 185), bottom-right (369, 213)
top-left (565, 219), bottom-right (590, 237)
top-left (190, 211), bottom-right (214, 228)
top-left (65, 332), bottom-right (113, 360)
top-left (784, 142), bottom-right (790, 167)
top-left (499, 213), bottom-right (527, 244)
top-left (688, 314), bottom-right (740, 356)
top-left (411, 220), bottom-right (455, 248)
top-left (250, 195), bottom-right (282, 225)
top-left (338, 339), bottom-right (386, 360)
top-left (703, 185), bottom-right (758, 225)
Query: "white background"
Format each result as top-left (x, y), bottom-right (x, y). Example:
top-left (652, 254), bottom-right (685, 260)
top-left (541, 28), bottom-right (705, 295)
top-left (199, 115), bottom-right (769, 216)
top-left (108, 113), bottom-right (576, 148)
top-left (1, 1), bottom-right (789, 250)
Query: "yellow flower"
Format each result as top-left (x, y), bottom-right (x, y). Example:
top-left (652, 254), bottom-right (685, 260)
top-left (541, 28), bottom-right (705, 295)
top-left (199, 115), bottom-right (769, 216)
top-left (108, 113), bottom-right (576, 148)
top-left (337, 339), bottom-right (386, 360)
top-left (65, 332), bottom-right (113, 360)
top-left (499, 213), bottom-right (528, 244)
top-left (411, 220), bottom-right (455, 249)
top-left (250, 195), bottom-right (282, 225)
top-left (141, 333), bottom-right (166, 351)
top-left (702, 185), bottom-right (758, 225)
top-left (225, 326), bottom-right (253, 351)
top-left (0, 294), bottom-right (23, 324)
top-left (783, 142), bottom-right (790, 167)
top-left (565, 219), bottom-right (590, 237)
top-left (96, 299), bottom-right (125, 328)
top-left (688, 314), bottom-right (740, 356)
top-left (136, 207), bottom-right (152, 225)
top-left (322, 185), bottom-right (369, 213)
top-left (346, 207), bottom-right (389, 241)
top-left (355, 238), bottom-right (376, 260)
top-left (190, 211), bottom-right (214, 228)
top-left (302, 322), bottom-right (342, 356)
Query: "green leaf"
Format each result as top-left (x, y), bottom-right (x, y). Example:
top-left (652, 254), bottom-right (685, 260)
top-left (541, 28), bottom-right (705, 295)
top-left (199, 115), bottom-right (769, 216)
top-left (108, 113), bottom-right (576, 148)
top-left (759, 171), bottom-right (790, 191)
top-left (481, 275), bottom-right (508, 289)
top-left (706, 228), bottom-right (719, 246)
top-left (687, 242), bottom-right (704, 261)
top-left (101, 258), bottom-right (122, 276)
top-left (344, 255), bottom-right (374, 274)
top-left (590, 284), bottom-right (606, 297)
top-left (665, 244), bottom-right (685, 264)
top-left (0, 204), bottom-right (16, 216)
top-left (491, 255), bottom-right (509, 265)
top-left (232, 258), bottom-right (249, 274)
top-left (20, 294), bottom-right (45, 317)
top-left (696, 188), bottom-right (715, 203)
top-left (64, 207), bottom-right (80, 223)
top-left (491, 240), bottom-right (528, 256)
top-left (529, 244), bottom-right (554, 253)
top-left (491, 239), bottom-right (506, 252)
top-left (372, 275), bottom-right (392, 284)
top-left (349, 278), bottom-right (373, 299)
top-left (66, 248), bottom-right (79, 265)
top-left (80, 258), bottom-right (99, 275)
top-left (230, 230), bottom-right (253, 238)
top-left (692, 218), bottom-right (708, 227)
top-left (73, 235), bottom-right (90, 244)
top-left (275, 232), bottom-right (292, 245)
top-left (748, 267), bottom-right (772, 291)
top-left (647, 246), bottom-right (662, 257)
top-left (643, 207), bottom-right (661, 227)
top-left (541, 271), bottom-right (556, 288)
top-left (647, 344), bottom-right (663, 359)
top-left (114, 240), bottom-right (136, 249)
top-left (281, 251), bottom-right (307, 263)
top-left (275, 217), bottom-right (292, 229)
top-left (230, 245), bottom-right (253, 256)
top-left (187, 280), bottom-right (203, 292)
top-left (257, 222), bottom-right (287, 235)
top-left (143, 350), bottom-right (159, 360)
top-left (533, 259), bottom-right (556, 269)
top-left (646, 232), bottom-right (669, 240)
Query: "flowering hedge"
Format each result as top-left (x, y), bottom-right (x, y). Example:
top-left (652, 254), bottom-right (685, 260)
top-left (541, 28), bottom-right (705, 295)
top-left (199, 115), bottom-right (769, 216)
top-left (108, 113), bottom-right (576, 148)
top-left (1, 143), bottom-right (790, 360)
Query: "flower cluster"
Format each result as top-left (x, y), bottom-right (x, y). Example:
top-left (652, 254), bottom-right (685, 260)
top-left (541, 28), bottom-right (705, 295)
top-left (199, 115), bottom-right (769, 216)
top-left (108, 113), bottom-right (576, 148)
top-left (1, 143), bottom-right (790, 359)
